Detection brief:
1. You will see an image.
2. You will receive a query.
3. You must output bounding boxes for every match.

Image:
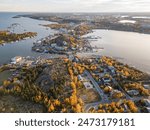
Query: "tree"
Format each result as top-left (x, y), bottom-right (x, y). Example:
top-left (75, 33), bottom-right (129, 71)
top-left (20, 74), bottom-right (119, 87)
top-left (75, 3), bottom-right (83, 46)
top-left (104, 87), bottom-right (112, 93)
top-left (77, 81), bottom-right (83, 88)
top-left (13, 85), bottom-right (21, 93)
top-left (98, 104), bottom-right (103, 109)
top-left (74, 104), bottom-right (82, 113)
top-left (53, 99), bottom-right (61, 106)
top-left (127, 100), bottom-right (138, 113)
top-left (3, 80), bottom-right (11, 87)
top-left (70, 94), bottom-right (77, 106)
top-left (48, 103), bottom-right (55, 112)
top-left (70, 82), bottom-right (76, 89)
top-left (44, 97), bottom-right (49, 105)
top-left (61, 108), bottom-right (67, 113)
top-left (78, 98), bottom-right (84, 106)
top-left (73, 76), bottom-right (78, 84)
top-left (64, 98), bottom-right (70, 104)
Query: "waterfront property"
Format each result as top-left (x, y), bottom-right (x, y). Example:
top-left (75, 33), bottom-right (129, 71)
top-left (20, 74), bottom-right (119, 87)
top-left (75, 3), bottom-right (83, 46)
top-left (11, 56), bottom-right (22, 64)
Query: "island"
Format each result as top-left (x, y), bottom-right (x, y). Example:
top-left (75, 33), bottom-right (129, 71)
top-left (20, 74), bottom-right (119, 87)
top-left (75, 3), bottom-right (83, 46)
top-left (42, 23), bottom-right (70, 30)
top-left (0, 30), bottom-right (37, 45)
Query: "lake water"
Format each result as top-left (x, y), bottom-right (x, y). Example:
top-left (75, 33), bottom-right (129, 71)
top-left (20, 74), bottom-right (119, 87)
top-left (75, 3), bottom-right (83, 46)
top-left (0, 12), bottom-right (57, 64)
top-left (0, 13), bottom-right (150, 74)
top-left (83, 29), bottom-right (150, 74)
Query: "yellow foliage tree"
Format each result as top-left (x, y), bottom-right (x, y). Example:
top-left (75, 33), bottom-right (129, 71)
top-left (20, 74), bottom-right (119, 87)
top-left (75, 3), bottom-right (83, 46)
top-left (70, 94), bottom-right (77, 106)
top-left (78, 98), bottom-right (84, 105)
top-left (71, 82), bottom-right (76, 89)
top-left (3, 80), bottom-right (11, 87)
top-left (74, 104), bottom-right (82, 113)
top-left (53, 99), bottom-right (61, 106)
top-left (48, 103), bottom-right (55, 112)
top-left (73, 76), bottom-right (78, 84)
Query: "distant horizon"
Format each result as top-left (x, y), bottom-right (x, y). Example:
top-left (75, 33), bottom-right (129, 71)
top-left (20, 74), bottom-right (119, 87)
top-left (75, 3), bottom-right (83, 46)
top-left (0, 11), bottom-right (150, 14)
top-left (0, 0), bottom-right (150, 13)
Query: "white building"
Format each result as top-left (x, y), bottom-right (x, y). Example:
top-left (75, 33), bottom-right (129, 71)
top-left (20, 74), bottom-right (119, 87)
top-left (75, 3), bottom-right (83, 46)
top-left (102, 77), bottom-right (111, 83)
top-left (145, 107), bottom-right (150, 113)
top-left (54, 46), bottom-right (65, 51)
top-left (83, 82), bottom-right (93, 89)
top-left (11, 56), bottom-right (22, 64)
top-left (143, 99), bottom-right (150, 107)
top-left (78, 75), bottom-right (83, 81)
top-left (51, 43), bottom-right (57, 48)
top-left (127, 90), bottom-right (139, 96)
top-left (63, 41), bottom-right (68, 46)
top-left (143, 84), bottom-right (150, 89)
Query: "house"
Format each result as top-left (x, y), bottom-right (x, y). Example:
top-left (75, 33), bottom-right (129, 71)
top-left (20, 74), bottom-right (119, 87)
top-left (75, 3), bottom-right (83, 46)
top-left (143, 84), bottom-right (150, 89)
top-left (102, 77), bottom-right (111, 83)
top-left (110, 89), bottom-right (123, 98)
top-left (69, 55), bottom-right (74, 61)
top-left (145, 107), bottom-right (150, 113)
top-left (71, 47), bottom-right (76, 51)
top-left (127, 90), bottom-right (139, 96)
top-left (63, 41), bottom-right (68, 46)
top-left (87, 59), bottom-right (93, 63)
top-left (83, 82), bottom-right (93, 89)
top-left (51, 43), bottom-right (57, 48)
top-left (59, 28), bottom-right (68, 34)
top-left (108, 66), bottom-right (116, 75)
top-left (11, 56), bottom-right (22, 64)
top-left (78, 75), bottom-right (83, 81)
top-left (104, 83), bottom-right (111, 87)
top-left (143, 99), bottom-right (150, 107)
top-left (72, 57), bottom-right (79, 63)
top-left (54, 46), bottom-right (65, 51)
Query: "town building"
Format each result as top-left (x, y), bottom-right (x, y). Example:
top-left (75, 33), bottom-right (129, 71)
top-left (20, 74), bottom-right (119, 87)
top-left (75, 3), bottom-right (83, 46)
top-left (127, 90), bottom-right (139, 96)
top-left (83, 82), bottom-right (93, 89)
top-left (11, 56), bottom-right (22, 64)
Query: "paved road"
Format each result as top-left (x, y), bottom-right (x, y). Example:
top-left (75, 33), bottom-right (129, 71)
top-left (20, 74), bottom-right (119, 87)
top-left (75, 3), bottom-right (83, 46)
top-left (83, 70), bottom-right (146, 112)
top-left (111, 78), bottom-right (132, 100)
top-left (84, 70), bottom-right (109, 102)
top-left (84, 101), bottom-right (102, 112)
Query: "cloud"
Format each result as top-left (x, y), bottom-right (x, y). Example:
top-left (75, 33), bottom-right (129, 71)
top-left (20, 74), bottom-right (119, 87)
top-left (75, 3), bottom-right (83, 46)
top-left (0, 0), bottom-right (150, 12)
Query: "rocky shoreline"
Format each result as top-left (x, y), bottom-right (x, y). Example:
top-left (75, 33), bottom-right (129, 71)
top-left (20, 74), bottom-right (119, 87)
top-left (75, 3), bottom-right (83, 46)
top-left (17, 13), bottom-right (150, 34)
top-left (0, 13), bottom-right (149, 113)
top-left (32, 23), bottom-right (93, 54)
top-left (0, 30), bottom-right (37, 45)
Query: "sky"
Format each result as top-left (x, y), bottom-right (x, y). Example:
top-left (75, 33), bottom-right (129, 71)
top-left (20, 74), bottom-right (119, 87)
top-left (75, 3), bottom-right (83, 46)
top-left (0, 0), bottom-right (150, 12)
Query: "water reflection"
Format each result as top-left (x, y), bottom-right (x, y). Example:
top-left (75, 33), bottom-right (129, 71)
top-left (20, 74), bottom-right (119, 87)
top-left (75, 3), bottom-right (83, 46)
top-left (84, 29), bottom-right (150, 74)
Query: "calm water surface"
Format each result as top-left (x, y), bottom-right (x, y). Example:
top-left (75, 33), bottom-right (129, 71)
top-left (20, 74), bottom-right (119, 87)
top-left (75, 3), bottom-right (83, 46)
top-left (1, 13), bottom-right (150, 74)
top-left (84, 29), bottom-right (150, 74)
top-left (0, 12), bottom-right (56, 64)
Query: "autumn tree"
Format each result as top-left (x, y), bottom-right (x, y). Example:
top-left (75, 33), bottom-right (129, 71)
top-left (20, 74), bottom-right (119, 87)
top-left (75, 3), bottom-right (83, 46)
top-left (48, 103), bottom-right (55, 112)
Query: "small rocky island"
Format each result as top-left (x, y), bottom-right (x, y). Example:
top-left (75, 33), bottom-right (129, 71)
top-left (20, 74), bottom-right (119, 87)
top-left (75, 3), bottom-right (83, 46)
top-left (42, 23), bottom-right (70, 30)
top-left (0, 30), bottom-right (37, 45)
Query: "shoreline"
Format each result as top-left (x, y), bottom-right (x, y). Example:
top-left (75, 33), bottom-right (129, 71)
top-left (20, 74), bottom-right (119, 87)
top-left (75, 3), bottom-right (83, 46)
top-left (17, 14), bottom-right (150, 35)
top-left (1, 13), bottom-right (150, 77)
top-left (1, 14), bottom-right (149, 75)
top-left (0, 31), bottom-right (37, 45)
top-left (0, 54), bottom-right (149, 113)
top-left (0, 13), bottom-right (150, 113)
